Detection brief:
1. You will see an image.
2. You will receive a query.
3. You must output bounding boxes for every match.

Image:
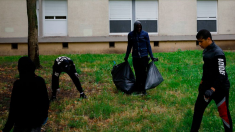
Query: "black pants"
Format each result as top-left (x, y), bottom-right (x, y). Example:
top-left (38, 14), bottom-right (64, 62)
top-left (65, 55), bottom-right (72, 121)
top-left (191, 84), bottom-right (233, 132)
top-left (132, 56), bottom-right (149, 92)
top-left (52, 66), bottom-right (83, 97)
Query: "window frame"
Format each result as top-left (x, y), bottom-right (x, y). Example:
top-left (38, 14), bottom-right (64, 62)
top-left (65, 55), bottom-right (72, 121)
top-left (197, 0), bottom-right (218, 34)
top-left (135, 0), bottom-right (158, 33)
top-left (109, 0), bottom-right (158, 35)
top-left (109, 0), bottom-right (132, 35)
top-left (43, 0), bottom-right (68, 36)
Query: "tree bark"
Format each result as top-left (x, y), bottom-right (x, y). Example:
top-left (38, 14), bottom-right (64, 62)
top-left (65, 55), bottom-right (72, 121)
top-left (27, 0), bottom-right (40, 68)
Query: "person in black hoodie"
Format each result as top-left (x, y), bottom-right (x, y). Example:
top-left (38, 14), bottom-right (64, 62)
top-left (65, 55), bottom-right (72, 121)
top-left (50, 56), bottom-right (86, 100)
top-left (124, 21), bottom-right (158, 95)
top-left (2, 56), bottom-right (49, 132)
top-left (191, 29), bottom-right (233, 132)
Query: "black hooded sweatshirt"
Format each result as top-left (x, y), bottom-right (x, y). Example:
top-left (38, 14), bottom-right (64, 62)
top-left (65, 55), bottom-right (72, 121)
top-left (3, 57), bottom-right (49, 132)
top-left (125, 21), bottom-right (154, 59)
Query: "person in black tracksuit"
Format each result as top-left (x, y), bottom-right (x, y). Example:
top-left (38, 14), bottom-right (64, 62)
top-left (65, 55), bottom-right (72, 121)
top-left (2, 57), bottom-right (49, 132)
top-left (191, 29), bottom-right (233, 132)
top-left (124, 21), bottom-right (158, 95)
top-left (51, 56), bottom-right (86, 100)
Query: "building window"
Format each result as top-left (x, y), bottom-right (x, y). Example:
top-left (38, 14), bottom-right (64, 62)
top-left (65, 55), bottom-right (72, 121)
top-left (109, 42), bottom-right (115, 48)
top-left (197, 0), bottom-right (217, 32)
top-left (109, 0), bottom-right (132, 33)
top-left (43, 0), bottom-right (68, 36)
top-left (109, 0), bottom-right (158, 34)
top-left (45, 16), bottom-right (54, 19)
top-left (135, 0), bottom-right (158, 33)
top-left (154, 41), bottom-right (159, 47)
top-left (62, 42), bottom-right (68, 49)
top-left (11, 43), bottom-right (18, 49)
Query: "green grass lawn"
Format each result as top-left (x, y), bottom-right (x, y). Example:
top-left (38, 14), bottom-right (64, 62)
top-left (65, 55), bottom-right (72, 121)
top-left (0, 50), bottom-right (234, 132)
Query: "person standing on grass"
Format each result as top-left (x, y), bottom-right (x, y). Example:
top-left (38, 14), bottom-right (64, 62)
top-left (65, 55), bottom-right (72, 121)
top-left (50, 56), bottom-right (87, 101)
top-left (190, 29), bottom-right (233, 132)
top-left (2, 57), bottom-right (49, 132)
top-left (124, 21), bottom-right (158, 95)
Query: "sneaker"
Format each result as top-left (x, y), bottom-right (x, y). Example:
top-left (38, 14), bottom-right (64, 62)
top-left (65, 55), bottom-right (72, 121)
top-left (80, 93), bottom-right (87, 99)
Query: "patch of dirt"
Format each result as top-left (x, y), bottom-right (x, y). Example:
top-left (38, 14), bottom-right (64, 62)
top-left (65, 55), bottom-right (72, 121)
top-left (0, 66), bottom-right (18, 113)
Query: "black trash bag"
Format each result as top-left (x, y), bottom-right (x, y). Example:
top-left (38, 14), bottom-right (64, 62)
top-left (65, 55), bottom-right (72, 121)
top-left (145, 61), bottom-right (164, 90)
top-left (111, 61), bottom-right (136, 94)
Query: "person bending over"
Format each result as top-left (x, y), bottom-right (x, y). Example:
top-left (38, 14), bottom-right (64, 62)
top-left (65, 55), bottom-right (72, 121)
top-left (51, 56), bottom-right (87, 100)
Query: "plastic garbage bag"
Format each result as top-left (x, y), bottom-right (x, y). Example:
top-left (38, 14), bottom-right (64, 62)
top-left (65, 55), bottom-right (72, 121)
top-left (145, 61), bottom-right (164, 90)
top-left (111, 61), bottom-right (135, 94)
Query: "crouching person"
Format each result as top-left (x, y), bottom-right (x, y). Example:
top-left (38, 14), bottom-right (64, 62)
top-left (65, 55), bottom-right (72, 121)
top-left (50, 56), bottom-right (87, 101)
top-left (2, 57), bottom-right (49, 132)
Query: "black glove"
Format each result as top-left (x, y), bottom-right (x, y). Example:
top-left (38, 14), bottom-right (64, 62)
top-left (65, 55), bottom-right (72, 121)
top-left (151, 57), bottom-right (158, 62)
top-left (204, 89), bottom-right (214, 98)
top-left (124, 57), bottom-right (128, 62)
top-left (80, 92), bottom-right (87, 99)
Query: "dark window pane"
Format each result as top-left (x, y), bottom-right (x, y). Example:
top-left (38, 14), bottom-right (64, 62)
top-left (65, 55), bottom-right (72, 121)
top-left (11, 43), bottom-right (18, 49)
top-left (154, 41), bottom-right (159, 47)
top-left (197, 20), bottom-right (217, 32)
top-left (139, 20), bottom-right (157, 32)
top-left (109, 42), bottom-right (115, 48)
top-left (110, 20), bottom-right (131, 33)
top-left (62, 42), bottom-right (68, 49)
top-left (56, 16), bottom-right (66, 19)
top-left (45, 16), bottom-right (54, 19)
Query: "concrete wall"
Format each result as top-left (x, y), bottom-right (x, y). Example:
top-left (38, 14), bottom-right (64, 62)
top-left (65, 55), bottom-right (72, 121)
top-left (1, 41), bottom-right (235, 56)
top-left (153, 41), bottom-right (201, 52)
top-left (39, 42), bottom-right (112, 54)
top-left (0, 0), bottom-right (235, 56)
top-left (0, 0), bottom-right (28, 38)
top-left (215, 41), bottom-right (235, 50)
top-left (218, 0), bottom-right (235, 34)
top-left (0, 43), bottom-right (28, 56)
top-left (158, 0), bottom-right (197, 35)
top-left (39, 42), bottom-right (128, 54)
top-left (1, 0), bottom-right (235, 37)
top-left (67, 0), bottom-right (109, 37)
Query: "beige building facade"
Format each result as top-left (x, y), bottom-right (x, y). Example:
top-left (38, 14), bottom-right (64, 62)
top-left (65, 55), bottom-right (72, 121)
top-left (0, 0), bottom-right (235, 56)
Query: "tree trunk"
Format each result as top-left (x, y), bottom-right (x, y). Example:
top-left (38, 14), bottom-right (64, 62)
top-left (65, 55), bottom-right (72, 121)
top-left (27, 0), bottom-right (40, 68)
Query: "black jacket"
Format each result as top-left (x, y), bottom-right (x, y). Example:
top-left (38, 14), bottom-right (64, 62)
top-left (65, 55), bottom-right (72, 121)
top-left (52, 56), bottom-right (78, 91)
top-left (53, 56), bottom-right (75, 73)
top-left (202, 42), bottom-right (230, 90)
top-left (3, 57), bottom-right (49, 132)
top-left (125, 21), bottom-right (154, 59)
